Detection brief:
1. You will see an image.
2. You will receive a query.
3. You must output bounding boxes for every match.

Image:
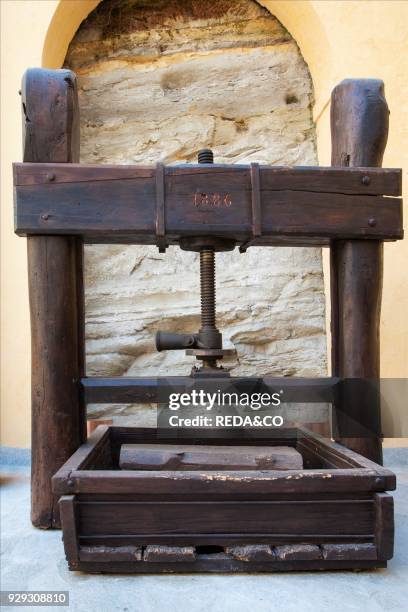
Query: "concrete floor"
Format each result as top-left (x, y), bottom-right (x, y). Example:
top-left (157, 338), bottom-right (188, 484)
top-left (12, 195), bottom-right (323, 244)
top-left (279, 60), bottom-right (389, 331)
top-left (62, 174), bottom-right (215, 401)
top-left (1, 450), bottom-right (408, 612)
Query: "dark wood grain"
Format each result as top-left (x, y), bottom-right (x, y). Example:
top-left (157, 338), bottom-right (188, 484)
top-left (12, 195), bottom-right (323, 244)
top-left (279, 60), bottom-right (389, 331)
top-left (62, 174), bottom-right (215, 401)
top-left (144, 545), bottom-right (196, 562)
top-left (59, 496), bottom-right (79, 567)
top-left (81, 533), bottom-right (374, 546)
top-left (275, 544), bottom-right (321, 561)
top-left (21, 70), bottom-right (79, 164)
top-left (227, 544), bottom-right (275, 561)
top-left (52, 426), bottom-right (111, 494)
top-left (321, 543), bottom-right (377, 560)
top-left (54, 426), bottom-right (394, 572)
top-left (14, 163), bottom-right (402, 244)
top-left (67, 558), bottom-right (386, 573)
top-left (14, 162), bottom-right (401, 195)
top-left (29, 236), bottom-right (85, 528)
top-left (330, 79), bottom-right (390, 464)
top-left (22, 68), bottom-right (85, 529)
top-left (119, 444), bottom-right (303, 471)
top-left (77, 500), bottom-right (374, 536)
top-left (56, 467), bottom-right (392, 497)
top-left (80, 545), bottom-right (142, 562)
top-left (374, 492), bottom-right (394, 560)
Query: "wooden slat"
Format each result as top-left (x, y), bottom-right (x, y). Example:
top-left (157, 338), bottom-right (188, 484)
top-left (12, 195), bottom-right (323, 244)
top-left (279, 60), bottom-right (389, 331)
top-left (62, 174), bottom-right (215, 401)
top-left (227, 545), bottom-right (275, 561)
top-left (14, 163), bottom-right (402, 196)
top-left (77, 499), bottom-right (374, 537)
top-left (297, 427), bottom-right (394, 477)
top-left (144, 545), bottom-right (196, 562)
top-left (73, 558), bottom-right (386, 573)
top-left (80, 533), bottom-right (374, 547)
top-left (374, 492), bottom-right (394, 559)
top-left (79, 545), bottom-right (142, 562)
top-left (52, 425), bottom-right (110, 494)
top-left (275, 544), bottom-right (321, 561)
top-left (321, 543), bottom-right (377, 560)
top-left (119, 444), bottom-right (303, 471)
top-left (53, 468), bottom-right (392, 497)
top-left (59, 496), bottom-right (79, 566)
top-left (14, 164), bottom-right (403, 243)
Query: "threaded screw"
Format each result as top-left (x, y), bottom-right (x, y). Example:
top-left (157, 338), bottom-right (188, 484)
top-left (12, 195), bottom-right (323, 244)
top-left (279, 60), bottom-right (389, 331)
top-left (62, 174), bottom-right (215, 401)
top-left (197, 149), bottom-right (214, 164)
top-left (200, 249), bottom-right (216, 330)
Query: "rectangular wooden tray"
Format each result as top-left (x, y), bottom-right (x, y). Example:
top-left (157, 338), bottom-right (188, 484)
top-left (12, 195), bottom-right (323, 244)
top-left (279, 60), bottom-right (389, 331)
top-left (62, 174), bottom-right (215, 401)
top-left (52, 426), bottom-right (395, 573)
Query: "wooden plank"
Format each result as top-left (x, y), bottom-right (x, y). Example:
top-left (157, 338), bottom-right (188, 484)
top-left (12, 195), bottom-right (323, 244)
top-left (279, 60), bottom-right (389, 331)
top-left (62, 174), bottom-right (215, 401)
top-left (73, 558), bottom-right (386, 573)
top-left (77, 500), bottom-right (374, 537)
top-left (81, 376), bottom-right (339, 404)
top-left (23, 68), bottom-right (85, 529)
top-left (59, 496), bottom-right (79, 567)
top-left (29, 235), bottom-right (84, 528)
top-left (226, 545), bottom-right (275, 561)
top-left (52, 425), bottom-right (110, 493)
top-left (374, 492), bottom-right (394, 560)
top-left (119, 444), bottom-right (303, 471)
top-left (275, 544), bottom-right (321, 561)
top-left (14, 163), bottom-right (402, 196)
top-left (75, 239), bottom-right (87, 444)
top-left (297, 428), bottom-right (395, 481)
top-left (54, 469), bottom-right (391, 497)
top-left (81, 533), bottom-right (375, 547)
top-left (330, 79), bottom-right (389, 464)
top-left (79, 545), bottom-right (142, 562)
top-left (321, 543), bottom-right (377, 560)
top-left (144, 546), bottom-right (196, 562)
top-left (14, 166), bottom-right (403, 243)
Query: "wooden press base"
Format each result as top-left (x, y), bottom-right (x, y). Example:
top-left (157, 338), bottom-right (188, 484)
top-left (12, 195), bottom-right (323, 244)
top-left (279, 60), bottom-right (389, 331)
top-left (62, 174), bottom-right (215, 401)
top-left (53, 426), bottom-right (395, 574)
top-left (73, 559), bottom-right (386, 574)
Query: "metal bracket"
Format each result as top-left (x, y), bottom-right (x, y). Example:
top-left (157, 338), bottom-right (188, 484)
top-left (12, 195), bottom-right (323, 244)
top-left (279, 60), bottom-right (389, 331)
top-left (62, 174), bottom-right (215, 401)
top-left (240, 162), bottom-right (262, 253)
top-left (155, 162), bottom-right (166, 253)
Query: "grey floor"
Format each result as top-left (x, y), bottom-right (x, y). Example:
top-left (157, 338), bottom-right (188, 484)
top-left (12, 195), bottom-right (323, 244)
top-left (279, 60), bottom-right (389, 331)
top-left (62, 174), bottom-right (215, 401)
top-left (1, 450), bottom-right (408, 612)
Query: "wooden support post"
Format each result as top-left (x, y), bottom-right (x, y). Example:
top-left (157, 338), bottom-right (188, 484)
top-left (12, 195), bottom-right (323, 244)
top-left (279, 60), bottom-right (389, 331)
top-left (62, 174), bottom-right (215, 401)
top-left (22, 68), bottom-right (86, 528)
top-left (330, 79), bottom-right (389, 464)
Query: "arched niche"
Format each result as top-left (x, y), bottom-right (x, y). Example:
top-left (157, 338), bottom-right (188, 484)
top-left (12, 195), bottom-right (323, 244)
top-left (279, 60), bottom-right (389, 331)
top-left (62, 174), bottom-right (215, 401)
top-left (42, 0), bottom-right (332, 116)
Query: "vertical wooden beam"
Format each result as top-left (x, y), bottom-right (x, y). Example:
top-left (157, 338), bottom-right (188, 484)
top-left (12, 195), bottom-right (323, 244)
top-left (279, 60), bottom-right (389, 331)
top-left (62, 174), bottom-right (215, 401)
top-left (22, 68), bottom-right (86, 528)
top-left (59, 495), bottom-right (80, 569)
top-left (374, 492), bottom-right (394, 560)
top-left (330, 79), bottom-right (388, 464)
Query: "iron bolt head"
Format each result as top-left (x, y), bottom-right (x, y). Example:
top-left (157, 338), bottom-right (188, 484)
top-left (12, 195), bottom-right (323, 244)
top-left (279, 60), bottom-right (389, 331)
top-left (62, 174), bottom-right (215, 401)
top-left (361, 175), bottom-right (371, 186)
top-left (46, 173), bottom-right (56, 182)
top-left (368, 217), bottom-right (377, 227)
top-left (41, 214), bottom-right (50, 221)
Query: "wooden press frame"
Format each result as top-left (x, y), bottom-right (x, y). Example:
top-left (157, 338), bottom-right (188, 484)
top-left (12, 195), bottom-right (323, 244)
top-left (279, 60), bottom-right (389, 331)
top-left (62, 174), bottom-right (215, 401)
top-left (14, 69), bottom-right (403, 529)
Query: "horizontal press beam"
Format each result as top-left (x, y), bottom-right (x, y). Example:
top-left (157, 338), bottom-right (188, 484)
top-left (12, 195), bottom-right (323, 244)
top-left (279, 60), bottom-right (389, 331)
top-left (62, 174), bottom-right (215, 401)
top-left (14, 163), bottom-right (403, 244)
top-left (81, 376), bottom-right (339, 404)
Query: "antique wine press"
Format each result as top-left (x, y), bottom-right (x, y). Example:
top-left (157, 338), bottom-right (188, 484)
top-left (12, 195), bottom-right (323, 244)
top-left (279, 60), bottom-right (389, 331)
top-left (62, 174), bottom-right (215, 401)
top-left (14, 69), bottom-right (402, 573)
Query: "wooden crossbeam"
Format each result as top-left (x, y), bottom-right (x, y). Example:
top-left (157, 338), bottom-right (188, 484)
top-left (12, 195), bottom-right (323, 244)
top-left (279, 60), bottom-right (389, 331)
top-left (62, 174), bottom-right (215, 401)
top-left (14, 163), bottom-right (402, 245)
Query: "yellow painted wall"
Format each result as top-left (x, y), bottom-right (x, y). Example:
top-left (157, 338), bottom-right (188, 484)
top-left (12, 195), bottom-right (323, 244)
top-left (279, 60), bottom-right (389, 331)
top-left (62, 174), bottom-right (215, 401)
top-left (1, 0), bottom-right (407, 447)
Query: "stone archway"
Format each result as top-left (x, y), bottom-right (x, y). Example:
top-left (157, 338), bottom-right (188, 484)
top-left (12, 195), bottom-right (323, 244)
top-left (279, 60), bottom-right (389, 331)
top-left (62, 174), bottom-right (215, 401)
top-left (61, 0), bottom-right (327, 423)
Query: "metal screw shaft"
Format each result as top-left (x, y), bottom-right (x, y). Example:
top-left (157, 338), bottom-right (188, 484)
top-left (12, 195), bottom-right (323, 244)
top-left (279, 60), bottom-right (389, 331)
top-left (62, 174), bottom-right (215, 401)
top-left (197, 149), bottom-right (214, 164)
top-left (198, 149), bottom-right (217, 336)
top-left (200, 249), bottom-right (216, 330)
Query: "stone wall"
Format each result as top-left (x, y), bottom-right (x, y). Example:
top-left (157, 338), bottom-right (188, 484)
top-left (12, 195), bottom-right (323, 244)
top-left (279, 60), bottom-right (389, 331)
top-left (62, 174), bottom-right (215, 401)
top-left (64, 0), bottom-right (327, 422)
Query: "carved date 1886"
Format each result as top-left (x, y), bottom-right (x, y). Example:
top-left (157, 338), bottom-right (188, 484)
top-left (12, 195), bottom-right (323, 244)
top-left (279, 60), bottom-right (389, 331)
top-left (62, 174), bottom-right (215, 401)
top-left (194, 192), bottom-right (232, 208)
